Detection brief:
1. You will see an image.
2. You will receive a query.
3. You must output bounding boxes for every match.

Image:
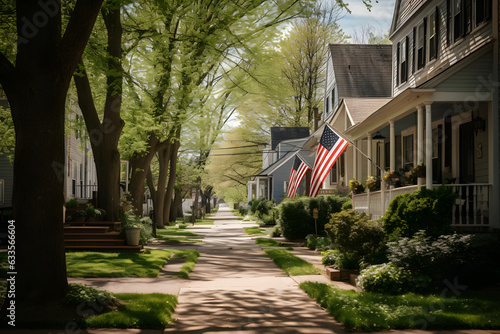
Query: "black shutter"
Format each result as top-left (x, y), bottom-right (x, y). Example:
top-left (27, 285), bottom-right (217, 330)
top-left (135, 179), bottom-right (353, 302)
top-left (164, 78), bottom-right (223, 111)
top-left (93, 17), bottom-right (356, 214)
top-left (445, 115), bottom-right (452, 168)
top-left (446, 0), bottom-right (451, 45)
top-left (423, 17), bottom-right (427, 65)
top-left (405, 36), bottom-right (409, 81)
top-left (396, 42), bottom-right (400, 86)
top-left (412, 27), bottom-right (416, 73)
top-left (435, 7), bottom-right (439, 58)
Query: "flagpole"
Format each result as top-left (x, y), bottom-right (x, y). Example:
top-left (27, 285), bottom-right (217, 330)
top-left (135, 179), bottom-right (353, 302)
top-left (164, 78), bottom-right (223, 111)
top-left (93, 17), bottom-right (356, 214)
top-left (325, 123), bottom-right (385, 174)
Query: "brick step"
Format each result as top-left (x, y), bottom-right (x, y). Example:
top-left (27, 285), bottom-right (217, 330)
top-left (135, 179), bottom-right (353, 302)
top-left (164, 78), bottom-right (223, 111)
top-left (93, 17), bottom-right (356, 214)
top-left (63, 226), bottom-right (110, 233)
top-left (65, 239), bottom-right (126, 246)
top-left (63, 232), bottom-right (121, 239)
top-left (65, 245), bottom-right (143, 253)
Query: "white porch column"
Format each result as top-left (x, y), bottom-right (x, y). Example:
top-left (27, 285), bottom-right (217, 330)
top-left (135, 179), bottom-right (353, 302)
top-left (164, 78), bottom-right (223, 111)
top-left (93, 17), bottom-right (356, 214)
top-left (367, 135), bottom-right (373, 176)
top-left (425, 104), bottom-right (433, 189)
top-left (353, 145), bottom-right (357, 179)
top-left (255, 177), bottom-right (261, 199)
top-left (247, 182), bottom-right (252, 203)
top-left (389, 120), bottom-right (395, 171)
top-left (417, 106), bottom-right (425, 190)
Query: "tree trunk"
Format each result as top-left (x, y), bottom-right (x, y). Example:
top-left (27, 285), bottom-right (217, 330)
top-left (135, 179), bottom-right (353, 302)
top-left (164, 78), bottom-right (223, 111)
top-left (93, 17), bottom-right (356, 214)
top-left (163, 129), bottom-right (181, 224)
top-left (192, 186), bottom-right (200, 221)
top-left (170, 188), bottom-right (184, 221)
top-left (73, 3), bottom-right (124, 220)
top-left (146, 144), bottom-right (171, 228)
top-left (0, 0), bottom-right (104, 314)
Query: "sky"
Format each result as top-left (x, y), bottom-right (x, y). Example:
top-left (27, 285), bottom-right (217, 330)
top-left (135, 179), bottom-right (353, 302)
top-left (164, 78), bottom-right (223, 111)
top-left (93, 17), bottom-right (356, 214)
top-left (337, 0), bottom-right (397, 42)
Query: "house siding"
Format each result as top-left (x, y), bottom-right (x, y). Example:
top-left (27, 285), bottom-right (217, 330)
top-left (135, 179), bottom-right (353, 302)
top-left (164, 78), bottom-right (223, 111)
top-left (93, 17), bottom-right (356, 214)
top-left (324, 53), bottom-right (337, 120)
top-left (435, 52), bottom-right (493, 91)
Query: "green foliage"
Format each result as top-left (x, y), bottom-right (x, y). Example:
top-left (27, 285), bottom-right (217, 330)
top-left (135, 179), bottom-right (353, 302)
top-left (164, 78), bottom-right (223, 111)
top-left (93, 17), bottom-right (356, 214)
top-left (300, 282), bottom-right (500, 330)
top-left (65, 198), bottom-right (79, 208)
top-left (244, 227), bottom-right (264, 235)
top-left (387, 231), bottom-right (500, 289)
top-left (277, 195), bottom-right (350, 240)
top-left (65, 284), bottom-right (115, 305)
top-left (341, 199), bottom-right (352, 211)
top-left (0, 107), bottom-right (15, 163)
top-left (356, 263), bottom-right (411, 295)
top-left (73, 210), bottom-right (87, 218)
top-left (325, 210), bottom-right (386, 266)
top-left (85, 204), bottom-right (97, 218)
top-left (270, 225), bottom-right (282, 237)
top-left (320, 249), bottom-right (359, 270)
top-left (238, 207), bottom-right (248, 216)
top-left (306, 234), bottom-right (332, 250)
top-left (382, 187), bottom-right (456, 238)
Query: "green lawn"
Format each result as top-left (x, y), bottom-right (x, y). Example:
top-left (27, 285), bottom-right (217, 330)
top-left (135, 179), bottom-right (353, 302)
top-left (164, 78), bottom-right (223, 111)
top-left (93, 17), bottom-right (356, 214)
top-left (244, 227), bottom-right (264, 235)
top-left (255, 238), bottom-right (293, 250)
top-left (84, 293), bottom-right (177, 328)
top-left (264, 249), bottom-right (320, 275)
top-left (66, 249), bottom-right (174, 277)
top-left (300, 282), bottom-right (500, 330)
top-left (155, 227), bottom-right (203, 244)
top-left (170, 249), bottom-right (201, 279)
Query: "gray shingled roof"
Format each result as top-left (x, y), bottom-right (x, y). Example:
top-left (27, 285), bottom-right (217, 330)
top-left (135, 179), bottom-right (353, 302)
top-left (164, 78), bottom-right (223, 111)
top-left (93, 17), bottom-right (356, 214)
top-left (330, 44), bottom-right (392, 98)
top-left (270, 127), bottom-right (310, 150)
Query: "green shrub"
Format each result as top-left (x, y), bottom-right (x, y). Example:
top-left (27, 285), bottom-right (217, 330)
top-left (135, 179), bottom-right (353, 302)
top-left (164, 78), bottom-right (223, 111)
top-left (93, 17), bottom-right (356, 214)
top-left (325, 210), bottom-right (386, 266)
top-left (65, 198), bottom-right (79, 208)
top-left (305, 234), bottom-right (317, 250)
top-left (387, 231), bottom-right (500, 289)
top-left (277, 195), bottom-right (350, 240)
top-left (382, 186), bottom-right (456, 238)
top-left (341, 199), bottom-right (352, 211)
top-left (238, 207), bottom-right (248, 216)
top-left (270, 225), bottom-right (282, 237)
top-left (356, 263), bottom-right (410, 295)
top-left (320, 250), bottom-right (359, 269)
top-left (65, 284), bottom-right (116, 305)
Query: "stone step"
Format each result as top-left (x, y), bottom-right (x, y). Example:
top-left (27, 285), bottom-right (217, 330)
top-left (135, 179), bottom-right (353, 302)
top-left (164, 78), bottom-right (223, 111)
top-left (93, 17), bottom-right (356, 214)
top-left (63, 226), bottom-right (110, 233)
top-left (63, 232), bottom-right (121, 239)
top-left (65, 221), bottom-right (121, 231)
top-left (65, 239), bottom-right (126, 246)
top-left (65, 245), bottom-right (143, 253)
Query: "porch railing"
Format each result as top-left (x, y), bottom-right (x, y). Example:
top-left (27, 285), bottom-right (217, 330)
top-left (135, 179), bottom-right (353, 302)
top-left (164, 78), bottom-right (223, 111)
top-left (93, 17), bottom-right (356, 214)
top-left (352, 183), bottom-right (491, 227)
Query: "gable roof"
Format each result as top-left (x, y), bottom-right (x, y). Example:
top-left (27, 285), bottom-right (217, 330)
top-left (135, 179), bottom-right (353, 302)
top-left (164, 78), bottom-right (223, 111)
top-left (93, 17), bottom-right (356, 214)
top-left (270, 127), bottom-right (310, 150)
top-left (258, 148), bottom-right (310, 177)
top-left (329, 44), bottom-right (392, 98)
top-left (389, 0), bottom-right (428, 37)
top-left (343, 98), bottom-right (393, 125)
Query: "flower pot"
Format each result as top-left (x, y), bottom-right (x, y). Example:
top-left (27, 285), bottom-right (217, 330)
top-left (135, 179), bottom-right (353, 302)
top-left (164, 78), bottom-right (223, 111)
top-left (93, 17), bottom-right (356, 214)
top-left (74, 217), bottom-right (86, 222)
top-left (86, 217), bottom-right (97, 222)
top-left (125, 228), bottom-right (141, 246)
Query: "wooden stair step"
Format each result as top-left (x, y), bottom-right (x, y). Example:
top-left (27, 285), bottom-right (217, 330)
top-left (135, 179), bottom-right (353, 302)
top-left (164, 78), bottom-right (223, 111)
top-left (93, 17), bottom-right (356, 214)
top-left (65, 245), bottom-right (143, 253)
top-left (63, 232), bottom-right (121, 239)
top-left (65, 239), bottom-right (126, 246)
top-left (63, 226), bottom-right (110, 233)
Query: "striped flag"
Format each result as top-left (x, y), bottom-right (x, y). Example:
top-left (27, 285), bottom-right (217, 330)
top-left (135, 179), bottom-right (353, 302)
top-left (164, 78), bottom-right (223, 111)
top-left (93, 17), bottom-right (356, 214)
top-left (286, 159), bottom-right (298, 198)
top-left (309, 125), bottom-right (349, 197)
top-left (290, 156), bottom-right (310, 199)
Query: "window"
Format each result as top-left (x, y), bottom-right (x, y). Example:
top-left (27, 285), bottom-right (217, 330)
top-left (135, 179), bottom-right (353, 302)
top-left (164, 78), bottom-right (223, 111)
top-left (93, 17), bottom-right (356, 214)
top-left (403, 134), bottom-right (414, 169)
top-left (429, 8), bottom-right (439, 60)
top-left (454, 0), bottom-right (463, 41)
top-left (476, 0), bottom-right (491, 25)
top-left (417, 20), bottom-right (426, 69)
top-left (446, 0), bottom-right (452, 45)
top-left (325, 95), bottom-right (330, 115)
top-left (400, 37), bottom-right (408, 83)
top-left (0, 179), bottom-right (4, 204)
top-left (330, 161), bottom-right (338, 184)
top-left (331, 87), bottom-right (336, 111)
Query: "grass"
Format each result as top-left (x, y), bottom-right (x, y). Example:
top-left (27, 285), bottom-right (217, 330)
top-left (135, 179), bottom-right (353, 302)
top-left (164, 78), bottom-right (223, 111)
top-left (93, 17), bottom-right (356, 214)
top-left (66, 249), bottom-right (175, 277)
top-left (193, 219), bottom-right (214, 225)
top-left (300, 282), bottom-right (500, 331)
top-left (84, 293), bottom-right (177, 328)
top-left (244, 227), bottom-right (264, 235)
top-left (263, 249), bottom-right (320, 275)
top-left (169, 249), bottom-right (201, 279)
top-left (155, 226), bottom-right (203, 244)
top-left (254, 238), bottom-right (294, 251)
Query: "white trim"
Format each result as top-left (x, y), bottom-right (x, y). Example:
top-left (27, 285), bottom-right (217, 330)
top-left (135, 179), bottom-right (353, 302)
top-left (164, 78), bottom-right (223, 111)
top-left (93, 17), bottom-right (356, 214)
top-left (451, 110), bottom-right (473, 179)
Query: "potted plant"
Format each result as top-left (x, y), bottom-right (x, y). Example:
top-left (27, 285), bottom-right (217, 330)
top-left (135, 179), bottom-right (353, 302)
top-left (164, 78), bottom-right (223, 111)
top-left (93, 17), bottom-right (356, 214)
top-left (85, 204), bottom-right (98, 222)
top-left (383, 170), bottom-right (400, 187)
top-left (73, 210), bottom-right (87, 222)
top-left (120, 192), bottom-right (133, 212)
top-left (349, 179), bottom-right (365, 194)
top-left (366, 176), bottom-right (381, 192)
top-left (121, 210), bottom-right (142, 246)
top-left (414, 164), bottom-right (425, 177)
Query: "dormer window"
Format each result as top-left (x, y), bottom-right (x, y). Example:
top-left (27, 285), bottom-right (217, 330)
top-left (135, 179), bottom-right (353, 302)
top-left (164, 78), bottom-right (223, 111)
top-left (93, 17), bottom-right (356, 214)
top-left (417, 20), bottom-right (426, 70)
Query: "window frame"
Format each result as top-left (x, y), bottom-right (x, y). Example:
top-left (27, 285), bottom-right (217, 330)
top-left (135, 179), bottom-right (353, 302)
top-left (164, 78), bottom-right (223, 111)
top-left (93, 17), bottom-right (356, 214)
top-left (400, 36), bottom-right (409, 83)
top-left (417, 19), bottom-right (427, 70)
top-left (429, 7), bottom-right (439, 60)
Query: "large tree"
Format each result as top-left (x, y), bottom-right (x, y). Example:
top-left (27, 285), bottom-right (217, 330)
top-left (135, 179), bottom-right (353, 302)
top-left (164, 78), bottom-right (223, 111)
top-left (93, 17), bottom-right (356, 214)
top-left (0, 0), bottom-right (103, 315)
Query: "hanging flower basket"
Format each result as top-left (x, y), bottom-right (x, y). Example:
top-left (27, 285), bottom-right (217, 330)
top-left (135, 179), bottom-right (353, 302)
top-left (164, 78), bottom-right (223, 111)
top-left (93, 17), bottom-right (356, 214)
top-left (349, 179), bottom-right (365, 194)
top-left (366, 176), bottom-right (381, 192)
top-left (383, 171), bottom-right (400, 186)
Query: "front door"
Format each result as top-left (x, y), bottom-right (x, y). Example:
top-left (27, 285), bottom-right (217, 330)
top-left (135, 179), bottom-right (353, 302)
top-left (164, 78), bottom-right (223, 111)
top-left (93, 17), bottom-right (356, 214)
top-left (459, 122), bottom-right (475, 183)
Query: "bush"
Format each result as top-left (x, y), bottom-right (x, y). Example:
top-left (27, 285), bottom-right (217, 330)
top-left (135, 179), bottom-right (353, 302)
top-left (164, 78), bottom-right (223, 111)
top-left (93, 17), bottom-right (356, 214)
top-left (320, 250), bottom-right (359, 269)
top-left (341, 199), bottom-right (352, 211)
top-left (277, 195), bottom-right (350, 240)
top-left (305, 234), bottom-right (317, 250)
top-left (65, 284), bottom-right (116, 305)
top-left (387, 231), bottom-right (500, 289)
top-left (382, 186), bottom-right (456, 238)
top-left (325, 210), bottom-right (386, 266)
top-left (270, 225), bottom-right (282, 237)
top-left (238, 207), bottom-right (248, 216)
top-left (357, 263), bottom-right (410, 295)
top-left (65, 198), bottom-right (79, 208)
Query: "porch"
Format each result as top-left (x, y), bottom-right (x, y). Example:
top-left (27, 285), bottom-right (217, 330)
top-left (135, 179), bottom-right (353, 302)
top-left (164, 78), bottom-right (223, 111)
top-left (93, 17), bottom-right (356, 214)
top-left (352, 183), bottom-right (492, 228)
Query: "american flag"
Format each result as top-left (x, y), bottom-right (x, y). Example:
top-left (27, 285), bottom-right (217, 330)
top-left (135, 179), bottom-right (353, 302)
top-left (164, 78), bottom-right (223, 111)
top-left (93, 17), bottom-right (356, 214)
top-left (309, 125), bottom-right (349, 197)
top-left (287, 155), bottom-right (310, 199)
